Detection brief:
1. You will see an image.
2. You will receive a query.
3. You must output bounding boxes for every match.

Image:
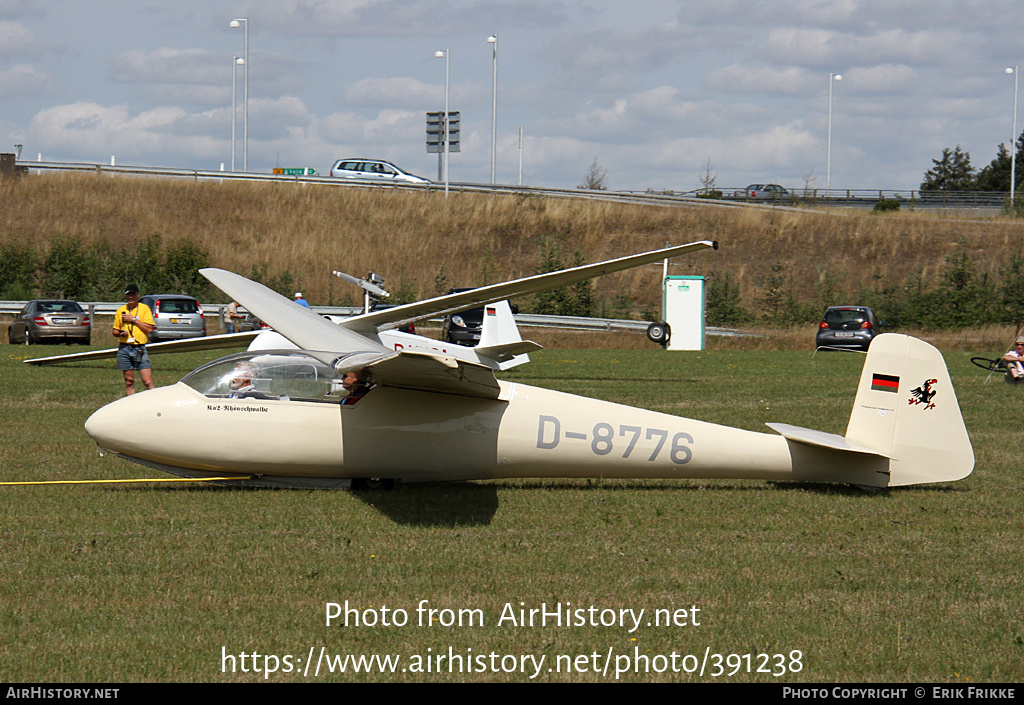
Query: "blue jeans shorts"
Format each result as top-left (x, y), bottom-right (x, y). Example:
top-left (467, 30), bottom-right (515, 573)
top-left (116, 343), bottom-right (151, 371)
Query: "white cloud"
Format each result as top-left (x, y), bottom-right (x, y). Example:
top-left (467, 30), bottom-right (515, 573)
top-left (706, 65), bottom-right (815, 95)
top-left (318, 107), bottom-right (421, 144)
top-left (257, 0), bottom-right (569, 37)
top-left (0, 63), bottom-right (49, 96)
top-left (757, 27), bottom-right (968, 69)
top-left (343, 77), bottom-right (442, 109)
top-left (109, 48), bottom-right (225, 86)
top-left (28, 102), bottom-right (225, 164)
top-left (841, 64), bottom-right (916, 94)
top-left (0, 20), bottom-right (38, 58)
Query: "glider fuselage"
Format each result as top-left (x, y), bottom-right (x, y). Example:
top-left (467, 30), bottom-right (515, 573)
top-left (84, 375), bottom-right (885, 486)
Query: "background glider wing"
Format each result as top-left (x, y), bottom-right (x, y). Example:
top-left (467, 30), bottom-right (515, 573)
top-left (24, 331), bottom-right (260, 366)
top-left (200, 268), bottom-right (391, 356)
top-left (336, 240), bottom-right (717, 335)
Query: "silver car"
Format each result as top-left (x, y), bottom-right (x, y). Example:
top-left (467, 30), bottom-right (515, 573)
top-left (329, 159), bottom-right (429, 184)
top-left (734, 184), bottom-right (790, 200)
top-left (140, 295), bottom-right (206, 342)
top-left (8, 300), bottom-right (92, 345)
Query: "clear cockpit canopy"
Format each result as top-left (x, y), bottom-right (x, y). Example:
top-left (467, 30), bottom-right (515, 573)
top-left (181, 351), bottom-right (353, 402)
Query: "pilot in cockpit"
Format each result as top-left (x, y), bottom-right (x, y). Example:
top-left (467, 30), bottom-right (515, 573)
top-left (339, 368), bottom-right (373, 405)
top-left (228, 361), bottom-right (260, 397)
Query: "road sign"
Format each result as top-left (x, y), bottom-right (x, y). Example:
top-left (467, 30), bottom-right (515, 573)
top-left (426, 111), bottom-right (461, 153)
top-left (273, 167), bottom-right (317, 176)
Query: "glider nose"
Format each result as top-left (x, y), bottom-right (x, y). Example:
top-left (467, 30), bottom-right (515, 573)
top-left (85, 396), bottom-right (133, 453)
top-left (85, 391), bottom-right (166, 456)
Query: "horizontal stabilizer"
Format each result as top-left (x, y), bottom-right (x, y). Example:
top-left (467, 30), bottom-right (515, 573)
top-left (475, 340), bottom-right (543, 362)
top-left (766, 423), bottom-right (891, 458)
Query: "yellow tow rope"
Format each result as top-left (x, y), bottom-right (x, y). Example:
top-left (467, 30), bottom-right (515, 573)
top-left (0, 476), bottom-right (254, 486)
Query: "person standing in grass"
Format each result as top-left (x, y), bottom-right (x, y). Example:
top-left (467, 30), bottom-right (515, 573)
top-left (226, 301), bottom-right (242, 333)
top-left (1002, 336), bottom-right (1024, 384)
top-left (294, 292), bottom-right (310, 309)
top-left (112, 284), bottom-right (156, 395)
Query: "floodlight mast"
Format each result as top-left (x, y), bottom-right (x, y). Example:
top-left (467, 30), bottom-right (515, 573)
top-left (231, 57), bottom-right (244, 172)
top-left (488, 34), bottom-right (498, 184)
top-left (1008, 66), bottom-right (1018, 203)
top-left (230, 18), bottom-right (249, 172)
top-left (826, 72), bottom-right (842, 193)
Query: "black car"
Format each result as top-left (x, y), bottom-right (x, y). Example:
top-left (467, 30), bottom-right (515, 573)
top-left (441, 288), bottom-right (484, 346)
top-left (815, 306), bottom-right (881, 351)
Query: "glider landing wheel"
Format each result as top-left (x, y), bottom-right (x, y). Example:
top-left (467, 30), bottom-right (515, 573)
top-left (352, 477), bottom-right (396, 491)
top-left (971, 356), bottom-right (1006, 372)
top-left (646, 321), bottom-right (671, 345)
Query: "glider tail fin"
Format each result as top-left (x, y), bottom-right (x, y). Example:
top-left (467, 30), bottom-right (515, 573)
top-left (478, 300), bottom-right (523, 349)
top-left (474, 300), bottom-right (542, 370)
top-left (844, 333), bottom-right (974, 487)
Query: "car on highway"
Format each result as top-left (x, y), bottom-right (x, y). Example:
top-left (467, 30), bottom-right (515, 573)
top-left (8, 299), bottom-right (92, 345)
top-left (815, 305), bottom-right (882, 351)
top-left (140, 294), bottom-right (206, 342)
top-left (733, 184), bottom-right (790, 200)
top-left (329, 159), bottom-right (430, 184)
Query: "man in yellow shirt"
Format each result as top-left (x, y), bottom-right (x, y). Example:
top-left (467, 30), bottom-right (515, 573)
top-left (112, 284), bottom-right (156, 395)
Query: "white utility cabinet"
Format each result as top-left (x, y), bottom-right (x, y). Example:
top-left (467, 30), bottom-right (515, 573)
top-left (663, 275), bottom-right (706, 351)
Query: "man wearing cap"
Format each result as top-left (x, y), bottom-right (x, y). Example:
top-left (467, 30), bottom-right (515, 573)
top-left (294, 292), bottom-right (310, 309)
top-left (1002, 336), bottom-right (1024, 384)
top-left (113, 284), bottom-right (156, 395)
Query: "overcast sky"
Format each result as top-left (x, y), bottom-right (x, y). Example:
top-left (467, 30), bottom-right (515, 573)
top-left (3, 0), bottom-right (1023, 192)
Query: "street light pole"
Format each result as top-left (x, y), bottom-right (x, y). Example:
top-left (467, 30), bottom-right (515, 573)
top-left (435, 48), bottom-right (450, 197)
top-left (488, 34), bottom-right (498, 184)
top-left (518, 126), bottom-right (523, 186)
top-left (1008, 66), bottom-right (1018, 203)
top-left (230, 17), bottom-right (249, 172)
top-left (827, 72), bottom-right (842, 193)
top-left (231, 57), bottom-right (243, 172)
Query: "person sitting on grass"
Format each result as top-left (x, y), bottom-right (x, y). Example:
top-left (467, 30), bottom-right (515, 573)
top-left (1002, 336), bottom-right (1024, 385)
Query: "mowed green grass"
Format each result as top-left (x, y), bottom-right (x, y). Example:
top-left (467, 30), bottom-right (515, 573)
top-left (0, 343), bottom-right (1021, 682)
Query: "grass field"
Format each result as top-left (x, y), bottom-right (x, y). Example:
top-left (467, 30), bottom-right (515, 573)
top-left (0, 341), bottom-right (1021, 683)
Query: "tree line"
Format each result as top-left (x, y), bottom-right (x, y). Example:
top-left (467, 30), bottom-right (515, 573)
top-left (0, 235), bottom-right (300, 303)
top-left (706, 242), bottom-right (1024, 330)
top-left (5, 233), bottom-right (1022, 333)
top-left (921, 132), bottom-right (1024, 192)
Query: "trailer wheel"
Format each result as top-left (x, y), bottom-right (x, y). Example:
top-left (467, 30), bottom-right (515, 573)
top-left (646, 321), bottom-right (670, 345)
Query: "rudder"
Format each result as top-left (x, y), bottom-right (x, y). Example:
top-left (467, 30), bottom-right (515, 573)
top-left (845, 334), bottom-right (973, 486)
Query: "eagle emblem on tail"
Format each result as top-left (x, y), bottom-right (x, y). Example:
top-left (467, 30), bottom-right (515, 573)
top-left (908, 378), bottom-right (938, 410)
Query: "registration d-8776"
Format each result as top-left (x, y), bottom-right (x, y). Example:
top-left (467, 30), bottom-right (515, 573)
top-left (536, 415), bottom-right (693, 464)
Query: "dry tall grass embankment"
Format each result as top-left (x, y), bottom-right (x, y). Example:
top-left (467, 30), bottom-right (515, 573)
top-left (4, 172), bottom-right (1024, 320)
